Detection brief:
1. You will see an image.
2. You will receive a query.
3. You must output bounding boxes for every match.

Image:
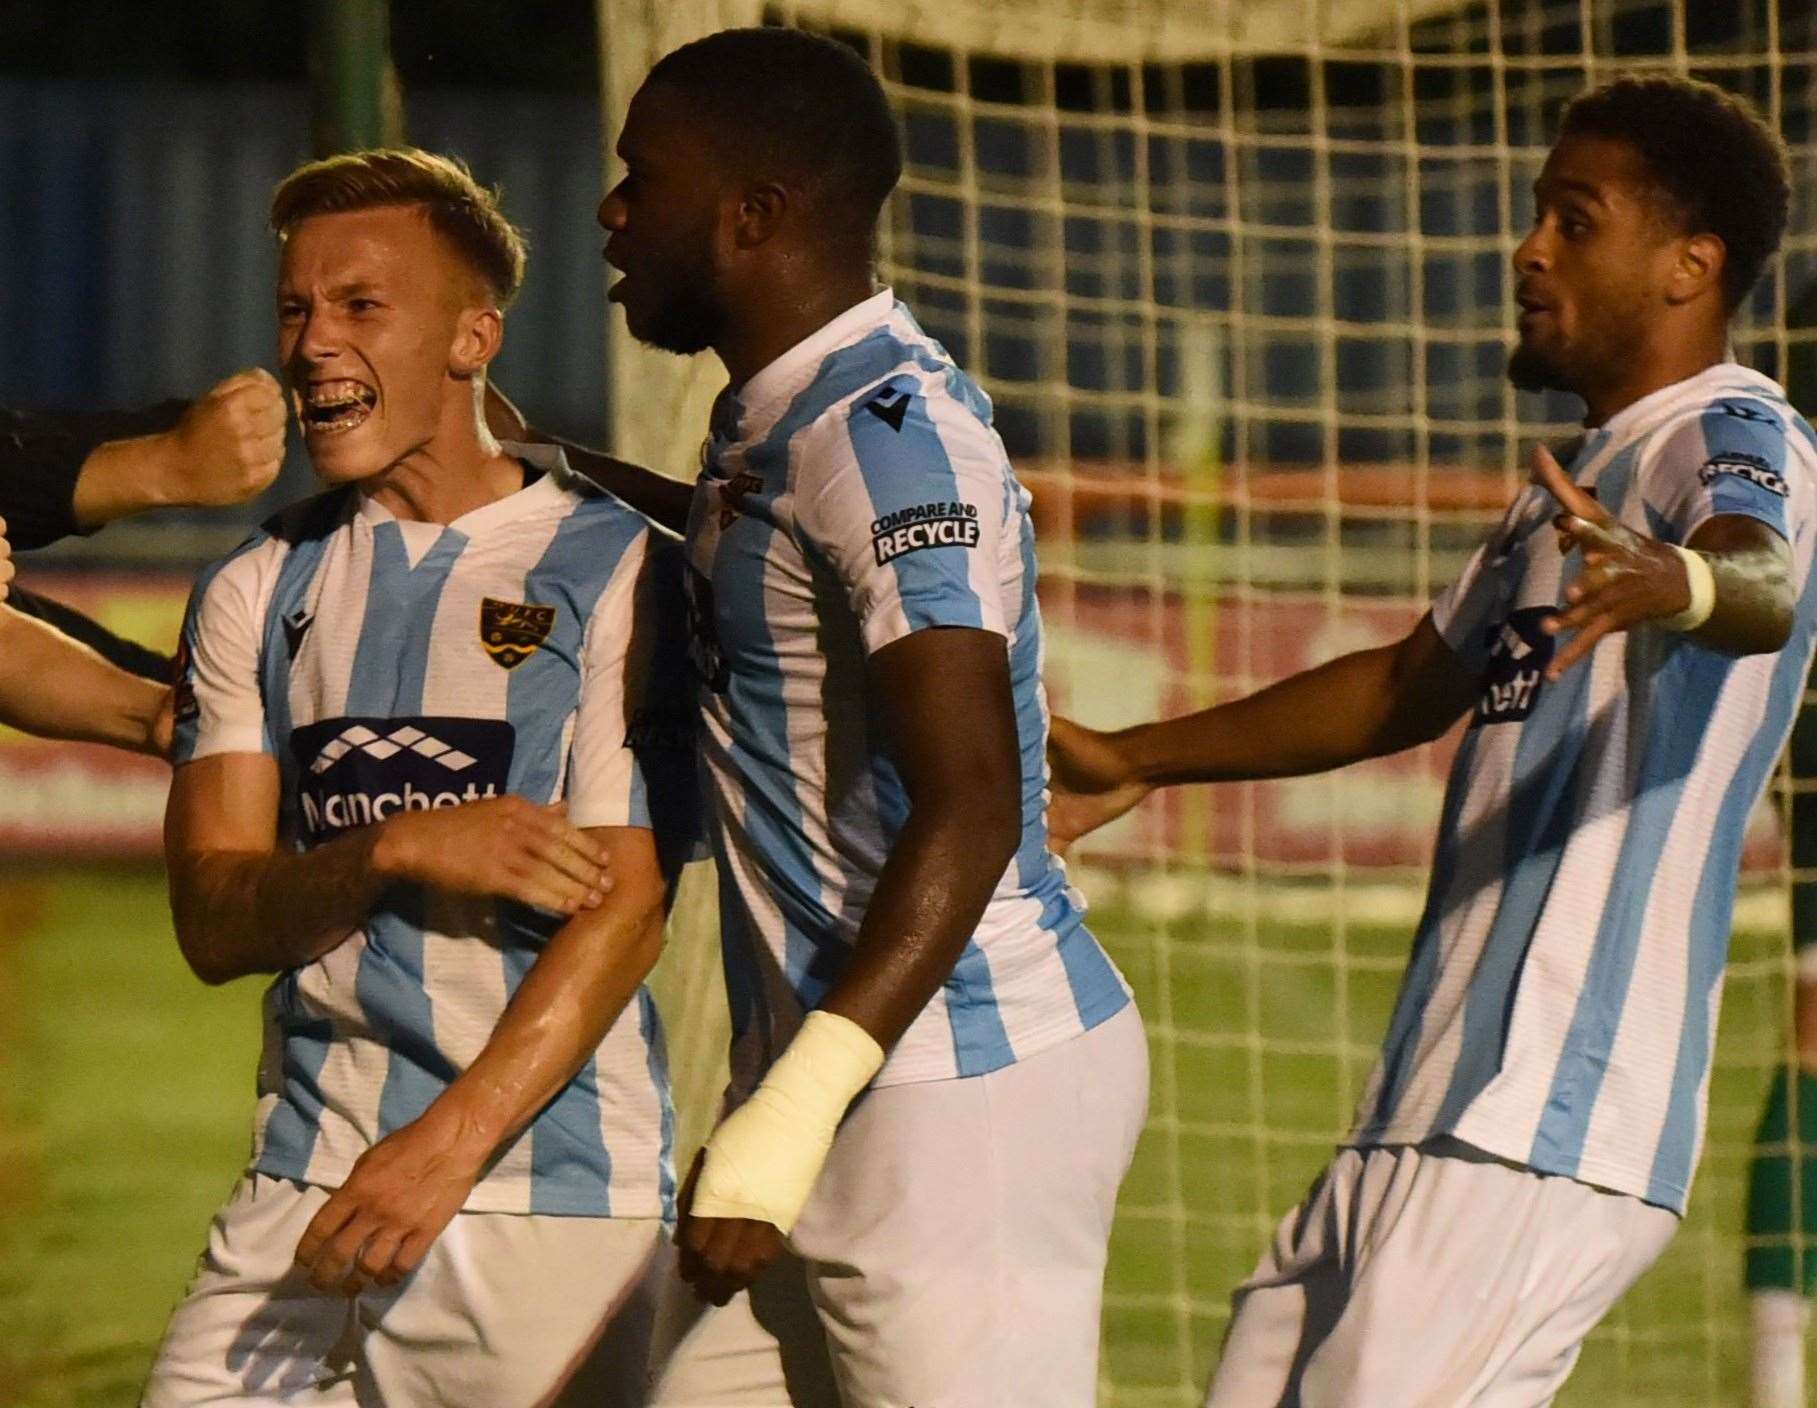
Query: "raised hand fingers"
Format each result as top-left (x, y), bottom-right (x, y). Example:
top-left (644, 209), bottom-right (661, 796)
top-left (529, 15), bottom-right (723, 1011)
top-left (1531, 443), bottom-right (1611, 527)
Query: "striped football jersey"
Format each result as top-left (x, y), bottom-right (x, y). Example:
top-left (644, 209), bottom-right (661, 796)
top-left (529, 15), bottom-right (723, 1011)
top-left (172, 443), bottom-right (697, 1218)
top-left (683, 288), bottom-right (1130, 1094)
top-left (1352, 363), bottom-right (1817, 1212)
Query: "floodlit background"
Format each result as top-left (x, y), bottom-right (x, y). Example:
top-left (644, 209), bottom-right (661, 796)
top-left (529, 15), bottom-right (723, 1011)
top-left (4, 1), bottom-right (1817, 1403)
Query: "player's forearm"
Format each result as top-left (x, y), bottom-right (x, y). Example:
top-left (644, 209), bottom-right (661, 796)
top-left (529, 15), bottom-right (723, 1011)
top-left (1122, 641), bottom-right (1456, 788)
top-left (408, 880), bottom-right (668, 1164)
top-left (169, 826), bottom-right (399, 984)
top-left (70, 431), bottom-right (186, 527)
top-left (818, 792), bottom-right (1020, 1054)
top-left (1689, 544), bottom-right (1795, 656)
top-left (0, 606), bottom-right (166, 754)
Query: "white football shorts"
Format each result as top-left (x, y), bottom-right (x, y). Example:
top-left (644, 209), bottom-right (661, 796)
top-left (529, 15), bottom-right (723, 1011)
top-left (649, 1001), bottom-right (1149, 1408)
top-left (1204, 1138), bottom-right (1678, 1408)
top-left (140, 1172), bottom-right (666, 1408)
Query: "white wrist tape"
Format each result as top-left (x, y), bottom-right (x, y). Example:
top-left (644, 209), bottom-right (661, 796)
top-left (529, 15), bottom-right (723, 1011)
top-left (690, 1010), bottom-right (885, 1233)
top-left (1660, 545), bottom-right (1717, 632)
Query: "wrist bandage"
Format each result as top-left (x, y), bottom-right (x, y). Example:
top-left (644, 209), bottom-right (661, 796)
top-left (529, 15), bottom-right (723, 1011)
top-left (1660, 545), bottom-right (1717, 632)
top-left (690, 1009), bottom-right (885, 1233)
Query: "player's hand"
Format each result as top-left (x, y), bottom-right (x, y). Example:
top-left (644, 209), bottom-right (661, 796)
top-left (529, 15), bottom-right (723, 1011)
top-left (374, 796), bottom-right (612, 914)
top-left (1531, 443), bottom-right (1695, 679)
top-left (163, 369), bottom-right (287, 507)
top-left (294, 1115), bottom-right (484, 1296)
top-left (674, 1150), bottom-right (786, 1306)
top-left (1045, 716), bottom-right (1150, 854)
top-left (0, 515), bottom-right (12, 603)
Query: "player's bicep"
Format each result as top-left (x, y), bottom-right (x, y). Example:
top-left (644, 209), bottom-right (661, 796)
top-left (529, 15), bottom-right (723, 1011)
top-left (1687, 512), bottom-right (1793, 560)
top-left (165, 753), bottom-right (281, 866)
top-left (869, 627), bottom-right (1019, 819)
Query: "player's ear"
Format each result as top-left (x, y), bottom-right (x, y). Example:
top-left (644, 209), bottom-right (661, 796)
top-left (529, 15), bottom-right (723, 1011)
top-left (1666, 232), bottom-right (1725, 307)
top-left (449, 305), bottom-right (504, 379)
top-left (729, 181), bottom-right (787, 252)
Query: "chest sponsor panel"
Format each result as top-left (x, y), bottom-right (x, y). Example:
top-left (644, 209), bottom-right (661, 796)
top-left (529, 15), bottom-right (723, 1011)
top-left (1472, 606), bottom-right (1555, 726)
top-left (290, 715), bottom-right (515, 846)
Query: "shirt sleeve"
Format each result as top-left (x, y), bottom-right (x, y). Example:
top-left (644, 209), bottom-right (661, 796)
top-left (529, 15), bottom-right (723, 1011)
top-left (1430, 488), bottom-right (1547, 673)
top-left (1642, 397), bottom-right (1796, 544)
top-left (171, 539), bottom-right (279, 765)
top-left (565, 532), bottom-right (703, 865)
top-left (792, 374), bottom-right (1011, 657)
top-left (0, 400), bottom-right (188, 550)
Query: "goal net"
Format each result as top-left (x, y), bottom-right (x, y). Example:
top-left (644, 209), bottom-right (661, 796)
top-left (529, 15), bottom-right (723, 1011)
top-left (599, 1), bottom-right (1817, 1402)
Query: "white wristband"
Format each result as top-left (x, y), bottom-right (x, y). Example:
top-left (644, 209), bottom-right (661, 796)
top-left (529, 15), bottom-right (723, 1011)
top-left (1660, 545), bottom-right (1717, 632)
top-left (690, 1010), bottom-right (885, 1233)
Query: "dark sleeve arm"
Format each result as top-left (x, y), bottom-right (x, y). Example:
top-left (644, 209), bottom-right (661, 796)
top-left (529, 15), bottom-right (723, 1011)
top-left (0, 401), bottom-right (189, 549)
top-left (5, 583), bottom-right (174, 682)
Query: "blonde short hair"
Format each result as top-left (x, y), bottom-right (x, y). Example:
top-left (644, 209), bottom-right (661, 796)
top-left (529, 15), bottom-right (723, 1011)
top-left (270, 147), bottom-right (527, 307)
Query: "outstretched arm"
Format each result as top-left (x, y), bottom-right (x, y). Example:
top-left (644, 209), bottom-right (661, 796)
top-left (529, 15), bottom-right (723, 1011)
top-left (68, 370), bottom-right (287, 529)
top-left (0, 602), bottom-right (171, 756)
top-left (165, 753), bottom-right (610, 985)
top-left (1047, 611), bottom-right (1478, 851)
top-left (293, 825), bottom-right (671, 1295)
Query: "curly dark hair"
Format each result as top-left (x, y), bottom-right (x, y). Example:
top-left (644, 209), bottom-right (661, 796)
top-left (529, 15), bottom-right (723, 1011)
top-left (643, 27), bottom-right (901, 257)
top-left (1560, 75), bottom-right (1790, 309)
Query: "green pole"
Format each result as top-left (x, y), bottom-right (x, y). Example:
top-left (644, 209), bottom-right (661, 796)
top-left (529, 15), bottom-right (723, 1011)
top-left (308, 0), bottom-right (403, 156)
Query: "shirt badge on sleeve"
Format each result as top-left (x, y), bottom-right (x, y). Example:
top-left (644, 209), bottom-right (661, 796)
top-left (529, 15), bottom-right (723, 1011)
top-left (480, 598), bottom-right (557, 670)
top-left (871, 501), bottom-right (982, 565)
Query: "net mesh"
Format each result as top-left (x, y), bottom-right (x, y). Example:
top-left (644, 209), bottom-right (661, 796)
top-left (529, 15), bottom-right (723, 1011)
top-left (600, 1), bottom-right (1817, 1401)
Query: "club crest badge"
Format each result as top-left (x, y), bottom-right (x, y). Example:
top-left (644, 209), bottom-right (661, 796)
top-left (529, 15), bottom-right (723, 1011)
top-left (480, 598), bottom-right (556, 670)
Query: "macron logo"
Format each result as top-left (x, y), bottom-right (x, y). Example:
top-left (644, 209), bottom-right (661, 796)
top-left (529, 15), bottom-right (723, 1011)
top-left (310, 723), bottom-right (479, 776)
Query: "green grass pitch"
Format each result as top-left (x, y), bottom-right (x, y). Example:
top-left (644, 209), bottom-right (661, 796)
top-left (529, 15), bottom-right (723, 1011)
top-left (0, 868), bottom-right (1790, 1405)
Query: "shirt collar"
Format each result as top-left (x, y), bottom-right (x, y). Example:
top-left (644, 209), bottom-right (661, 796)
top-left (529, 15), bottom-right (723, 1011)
top-left (1595, 360), bottom-right (1769, 441)
top-left (728, 287), bottom-right (898, 437)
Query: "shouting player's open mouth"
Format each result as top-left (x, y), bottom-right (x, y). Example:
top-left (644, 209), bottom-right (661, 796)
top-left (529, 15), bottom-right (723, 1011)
top-left (301, 378), bottom-right (378, 434)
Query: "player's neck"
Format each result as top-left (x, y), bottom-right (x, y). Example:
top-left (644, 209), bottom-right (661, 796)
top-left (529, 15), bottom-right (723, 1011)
top-left (715, 271), bottom-right (880, 389)
top-left (1578, 324), bottom-right (1730, 427)
top-left (362, 424), bottom-right (524, 525)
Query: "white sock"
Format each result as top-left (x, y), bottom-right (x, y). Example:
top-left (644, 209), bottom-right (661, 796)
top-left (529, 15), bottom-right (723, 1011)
top-left (1752, 1288), bottom-right (1810, 1408)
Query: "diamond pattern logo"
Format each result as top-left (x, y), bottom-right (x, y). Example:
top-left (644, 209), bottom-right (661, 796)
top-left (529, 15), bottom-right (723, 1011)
top-left (310, 723), bottom-right (478, 775)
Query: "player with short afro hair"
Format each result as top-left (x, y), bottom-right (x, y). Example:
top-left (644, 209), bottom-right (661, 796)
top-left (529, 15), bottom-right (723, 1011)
top-left (1558, 74), bottom-right (1789, 309)
top-left (641, 26), bottom-right (902, 258)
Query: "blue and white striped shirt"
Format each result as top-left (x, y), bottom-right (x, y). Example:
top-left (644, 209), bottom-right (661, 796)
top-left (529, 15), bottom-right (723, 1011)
top-left (1352, 363), bottom-right (1817, 1212)
top-left (172, 444), bottom-right (697, 1218)
top-left (683, 289), bottom-right (1130, 1093)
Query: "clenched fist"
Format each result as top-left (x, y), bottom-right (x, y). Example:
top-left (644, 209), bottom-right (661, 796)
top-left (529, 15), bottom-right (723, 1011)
top-left (0, 515), bottom-right (12, 602)
top-left (166, 368), bottom-right (288, 507)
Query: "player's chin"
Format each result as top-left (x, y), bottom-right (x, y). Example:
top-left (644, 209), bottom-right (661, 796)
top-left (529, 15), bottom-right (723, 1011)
top-left (1507, 340), bottom-right (1570, 395)
top-left (306, 436), bottom-right (385, 485)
